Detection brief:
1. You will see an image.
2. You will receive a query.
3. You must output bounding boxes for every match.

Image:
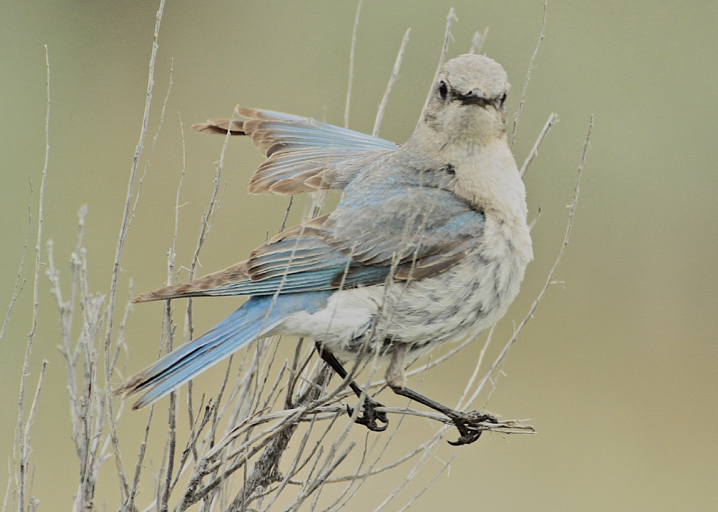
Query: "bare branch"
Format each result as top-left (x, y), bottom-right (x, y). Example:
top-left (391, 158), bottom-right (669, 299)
top-left (105, 3), bottom-right (166, 504)
top-left (520, 112), bottom-right (558, 178)
top-left (395, 450), bottom-right (459, 512)
top-left (14, 45), bottom-right (51, 512)
top-left (373, 28), bottom-right (411, 138)
top-left (124, 405), bottom-right (155, 511)
top-left (103, 0), bottom-right (165, 366)
top-left (19, 362), bottom-right (47, 512)
top-left (344, 0), bottom-right (363, 129)
top-left (468, 28), bottom-right (489, 55)
top-left (184, 104), bottom-right (231, 350)
top-left (0, 194), bottom-right (30, 348)
top-left (419, 8), bottom-right (457, 124)
top-left (511, 0), bottom-right (547, 149)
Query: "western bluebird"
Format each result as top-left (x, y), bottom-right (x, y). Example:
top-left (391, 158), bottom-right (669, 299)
top-left (116, 54), bottom-right (533, 445)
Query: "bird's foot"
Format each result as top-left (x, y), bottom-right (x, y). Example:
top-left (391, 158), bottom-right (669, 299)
top-left (346, 396), bottom-right (388, 432)
top-left (447, 410), bottom-right (498, 446)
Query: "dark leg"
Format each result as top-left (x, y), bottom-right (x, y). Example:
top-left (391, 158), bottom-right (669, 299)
top-left (315, 342), bottom-right (388, 432)
top-left (386, 342), bottom-right (496, 445)
top-left (389, 385), bottom-right (497, 445)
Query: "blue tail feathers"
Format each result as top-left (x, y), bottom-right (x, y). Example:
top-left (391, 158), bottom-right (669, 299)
top-left (122, 292), bottom-right (330, 409)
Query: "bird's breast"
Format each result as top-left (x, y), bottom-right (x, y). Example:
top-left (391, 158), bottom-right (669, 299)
top-left (379, 224), bottom-right (532, 358)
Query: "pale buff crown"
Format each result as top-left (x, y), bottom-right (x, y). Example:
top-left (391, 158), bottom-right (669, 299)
top-left (440, 54), bottom-right (509, 101)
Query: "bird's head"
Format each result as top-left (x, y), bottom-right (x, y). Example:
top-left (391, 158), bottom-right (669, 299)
top-left (416, 54), bottom-right (510, 149)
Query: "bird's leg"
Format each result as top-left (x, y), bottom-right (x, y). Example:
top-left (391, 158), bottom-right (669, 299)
top-left (385, 343), bottom-right (497, 445)
top-left (314, 342), bottom-right (388, 432)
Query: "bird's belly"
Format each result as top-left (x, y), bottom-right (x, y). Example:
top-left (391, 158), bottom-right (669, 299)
top-left (277, 252), bottom-right (525, 362)
top-left (376, 254), bottom-right (521, 358)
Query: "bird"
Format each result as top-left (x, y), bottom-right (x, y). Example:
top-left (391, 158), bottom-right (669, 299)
top-left (115, 54), bottom-right (533, 445)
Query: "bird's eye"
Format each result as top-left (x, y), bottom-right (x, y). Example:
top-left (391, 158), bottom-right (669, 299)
top-left (439, 81), bottom-right (448, 100)
top-left (499, 93), bottom-right (507, 106)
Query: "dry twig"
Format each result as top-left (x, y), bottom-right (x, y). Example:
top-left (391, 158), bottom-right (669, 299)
top-left (373, 28), bottom-right (411, 138)
top-left (511, 0), bottom-right (548, 149)
top-left (419, 8), bottom-right (457, 126)
top-left (344, 0), bottom-right (363, 129)
top-left (13, 44), bottom-right (51, 512)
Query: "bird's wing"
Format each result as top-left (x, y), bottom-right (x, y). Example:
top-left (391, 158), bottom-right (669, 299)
top-left (327, 184), bottom-right (486, 280)
top-left (132, 188), bottom-right (484, 304)
top-left (193, 107), bottom-right (398, 195)
top-left (131, 215), bottom-right (388, 303)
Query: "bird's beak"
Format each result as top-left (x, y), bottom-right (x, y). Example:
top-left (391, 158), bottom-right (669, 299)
top-left (458, 90), bottom-right (489, 106)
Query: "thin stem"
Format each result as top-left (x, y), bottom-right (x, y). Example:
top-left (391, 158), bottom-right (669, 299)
top-left (344, 0), bottom-right (362, 129)
top-left (419, 8), bottom-right (456, 125)
top-left (511, 0), bottom-right (547, 149)
top-left (108, 0), bottom-right (167, 503)
top-left (15, 45), bottom-right (50, 512)
top-left (373, 28), bottom-right (411, 138)
top-left (520, 112), bottom-right (558, 178)
top-left (469, 28), bottom-right (488, 55)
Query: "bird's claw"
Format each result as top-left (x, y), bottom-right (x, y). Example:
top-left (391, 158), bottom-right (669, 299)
top-left (346, 397), bottom-right (388, 432)
top-left (447, 410), bottom-right (498, 446)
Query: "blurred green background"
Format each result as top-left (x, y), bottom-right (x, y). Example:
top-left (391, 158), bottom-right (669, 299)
top-left (1, 1), bottom-right (716, 510)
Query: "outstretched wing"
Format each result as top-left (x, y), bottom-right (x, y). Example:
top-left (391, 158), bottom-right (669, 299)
top-left (131, 214), bottom-right (390, 303)
top-left (193, 107), bottom-right (398, 195)
top-left (132, 187), bottom-right (485, 304)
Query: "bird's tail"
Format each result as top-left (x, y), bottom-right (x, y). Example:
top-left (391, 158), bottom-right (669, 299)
top-left (115, 296), bottom-right (286, 409)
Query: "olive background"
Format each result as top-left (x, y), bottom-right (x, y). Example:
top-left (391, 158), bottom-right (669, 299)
top-left (0, 1), bottom-right (716, 510)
